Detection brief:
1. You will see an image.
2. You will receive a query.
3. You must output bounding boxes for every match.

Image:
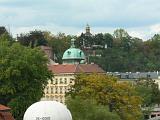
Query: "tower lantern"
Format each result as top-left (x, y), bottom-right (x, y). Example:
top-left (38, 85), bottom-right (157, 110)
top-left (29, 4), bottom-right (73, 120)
top-left (86, 24), bottom-right (90, 34)
top-left (85, 24), bottom-right (92, 36)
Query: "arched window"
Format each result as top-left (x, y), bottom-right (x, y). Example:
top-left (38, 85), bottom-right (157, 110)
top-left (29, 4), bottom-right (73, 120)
top-left (67, 51), bottom-right (71, 55)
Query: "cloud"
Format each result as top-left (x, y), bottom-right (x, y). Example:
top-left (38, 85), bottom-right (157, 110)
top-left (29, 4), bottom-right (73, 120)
top-left (150, 24), bottom-right (160, 34)
top-left (0, 0), bottom-right (160, 40)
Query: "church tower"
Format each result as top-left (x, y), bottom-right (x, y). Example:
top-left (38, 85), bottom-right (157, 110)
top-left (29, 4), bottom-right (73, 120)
top-left (85, 24), bottom-right (92, 36)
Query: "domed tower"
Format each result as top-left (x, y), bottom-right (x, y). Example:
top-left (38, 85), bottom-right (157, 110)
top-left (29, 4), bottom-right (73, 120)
top-left (62, 39), bottom-right (85, 64)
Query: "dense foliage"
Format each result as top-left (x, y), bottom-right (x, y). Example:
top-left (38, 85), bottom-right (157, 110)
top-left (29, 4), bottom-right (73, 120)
top-left (67, 73), bottom-right (143, 120)
top-left (1, 27), bottom-right (160, 119)
top-left (135, 78), bottom-right (160, 106)
top-left (17, 28), bottom-right (160, 72)
top-left (66, 96), bottom-right (121, 120)
top-left (0, 34), bottom-right (52, 120)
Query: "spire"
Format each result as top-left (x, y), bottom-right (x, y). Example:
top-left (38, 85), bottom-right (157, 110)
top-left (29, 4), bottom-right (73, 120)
top-left (70, 38), bottom-right (75, 48)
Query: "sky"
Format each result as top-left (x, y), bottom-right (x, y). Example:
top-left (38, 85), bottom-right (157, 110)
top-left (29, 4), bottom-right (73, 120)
top-left (0, 0), bottom-right (160, 40)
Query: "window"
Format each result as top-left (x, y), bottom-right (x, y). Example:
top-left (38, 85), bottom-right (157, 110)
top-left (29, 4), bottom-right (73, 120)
top-left (147, 74), bottom-right (151, 78)
top-left (55, 88), bottom-right (58, 94)
top-left (67, 51), bottom-right (71, 55)
top-left (65, 87), bottom-right (68, 93)
top-left (125, 74), bottom-right (129, 79)
top-left (70, 78), bottom-right (74, 84)
top-left (55, 79), bottom-right (58, 84)
top-left (60, 78), bottom-right (63, 84)
top-left (51, 87), bottom-right (53, 94)
top-left (151, 114), bottom-right (156, 118)
top-left (46, 87), bottom-right (49, 94)
top-left (60, 87), bottom-right (63, 94)
top-left (51, 80), bottom-right (53, 84)
top-left (79, 51), bottom-right (82, 56)
top-left (64, 78), bottom-right (67, 84)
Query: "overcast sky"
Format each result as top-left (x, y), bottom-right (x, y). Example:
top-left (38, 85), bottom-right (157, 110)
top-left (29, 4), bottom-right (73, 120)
top-left (0, 0), bottom-right (160, 40)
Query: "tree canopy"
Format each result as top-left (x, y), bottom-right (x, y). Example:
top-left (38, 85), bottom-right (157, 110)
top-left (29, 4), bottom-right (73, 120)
top-left (0, 34), bottom-right (52, 120)
top-left (135, 78), bottom-right (160, 106)
top-left (15, 28), bottom-right (160, 72)
top-left (66, 96), bottom-right (121, 120)
top-left (68, 73), bottom-right (143, 120)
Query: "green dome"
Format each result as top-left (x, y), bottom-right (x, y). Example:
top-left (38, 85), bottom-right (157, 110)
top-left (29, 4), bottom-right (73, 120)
top-left (63, 48), bottom-right (85, 60)
top-left (62, 39), bottom-right (85, 64)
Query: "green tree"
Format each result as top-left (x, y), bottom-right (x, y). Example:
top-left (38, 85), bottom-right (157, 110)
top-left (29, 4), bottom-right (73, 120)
top-left (135, 78), bottom-right (160, 119)
top-left (17, 30), bottom-right (48, 47)
top-left (94, 33), bottom-right (104, 45)
top-left (113, 28), bottom-right (130, 39)
top-left (0, 27), bottom-right (8, 36)
top-left (66, 96), bottom-right (121, 120)
top-left (77, 33), bottom-right (93, 48)
top-left (47, 33), bottom-right (71, 63)
top-left (103, 33), bottom-right (113, 48)
top-left (0, 35), bottom-right (52, 120)
top-left (68, 73), bottom-right (143, 120)
top-left (135, 78), bottom-right (160, 106)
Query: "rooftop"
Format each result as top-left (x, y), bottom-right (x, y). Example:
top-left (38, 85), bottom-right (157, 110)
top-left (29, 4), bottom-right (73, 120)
top-left (48, 64), bottom-right (105, 74)
top-left (0, 105), bottom-right (10, 111)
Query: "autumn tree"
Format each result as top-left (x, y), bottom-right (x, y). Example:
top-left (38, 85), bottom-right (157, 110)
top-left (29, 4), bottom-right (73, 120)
top-left (0, 35), bottom-right (52, 120)
top-left (68, 73), bottom-right (143, 120)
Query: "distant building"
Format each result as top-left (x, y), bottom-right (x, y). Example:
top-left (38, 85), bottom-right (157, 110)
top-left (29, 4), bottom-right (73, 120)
top-left (0, 104), bottom-right (15, 120)
top-left (40, 46), bottom-right (55, 65)
top-left (41, 38), bottom-right (105, 104)
top-left (108, 72), bottom-right (160, 89)
top-left (144, 107), bottom-right (160, 120)
top-left (80, 24), bottom-right (104, 61)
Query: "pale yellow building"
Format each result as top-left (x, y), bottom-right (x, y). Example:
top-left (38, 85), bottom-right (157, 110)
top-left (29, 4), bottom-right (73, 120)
top-left (41, 39), bottom-right (105, 104)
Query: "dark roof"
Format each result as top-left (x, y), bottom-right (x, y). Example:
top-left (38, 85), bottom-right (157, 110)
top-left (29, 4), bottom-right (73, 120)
top-left (108, 72), bottom-right (159, 79)
top-left (48, 64), bottom-right (105, 74)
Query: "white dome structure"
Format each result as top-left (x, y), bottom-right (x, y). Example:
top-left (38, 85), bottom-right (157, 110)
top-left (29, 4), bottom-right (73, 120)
top-left (23, 101), bottom-right (72, 120)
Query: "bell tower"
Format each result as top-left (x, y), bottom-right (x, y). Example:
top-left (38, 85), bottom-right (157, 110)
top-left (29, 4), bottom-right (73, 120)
top-left (86, 24), bottom-right (90, 34)
top-left (85, 24), bottom-right (92, 37)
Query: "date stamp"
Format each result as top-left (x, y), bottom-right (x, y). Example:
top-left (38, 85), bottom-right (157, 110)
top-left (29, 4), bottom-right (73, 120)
top-left (36, 117), bottom-right (51, 120)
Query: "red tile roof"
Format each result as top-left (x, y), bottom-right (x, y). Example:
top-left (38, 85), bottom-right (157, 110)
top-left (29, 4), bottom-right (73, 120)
top-left (76, 64), bottom-right (105, 73)
top-left (48, 64), bottom-right (105, 74)
top-left (0, 105), bottom-right (10, 111)
top-left (0, 105), bottom-right (15, 120)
